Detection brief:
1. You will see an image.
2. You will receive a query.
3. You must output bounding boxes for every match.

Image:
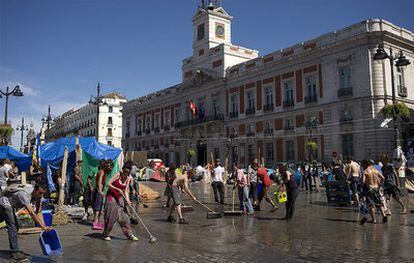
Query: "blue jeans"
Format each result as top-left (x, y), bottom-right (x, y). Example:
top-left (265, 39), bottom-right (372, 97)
top-left (0, 205), bottom-right (19, 252)
top-left (238, 186), bottom-right (254, 213)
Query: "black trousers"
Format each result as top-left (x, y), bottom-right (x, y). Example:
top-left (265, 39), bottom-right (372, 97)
top-left (212, 181), bottom-right (225, 204)
top-left (286, 189), bottom-right (299, 219)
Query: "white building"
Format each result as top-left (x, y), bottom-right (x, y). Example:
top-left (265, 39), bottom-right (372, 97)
top-left (45, 92), bottom-right (127, 148)
top-left (122, 2), bottom-right (414, 167)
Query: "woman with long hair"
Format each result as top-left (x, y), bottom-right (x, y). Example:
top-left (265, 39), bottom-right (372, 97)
top-left (103, 165), bottom-right (138, 241)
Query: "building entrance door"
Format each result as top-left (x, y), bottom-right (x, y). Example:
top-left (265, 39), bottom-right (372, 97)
top-left (197, 142), bottom-right (207, 166)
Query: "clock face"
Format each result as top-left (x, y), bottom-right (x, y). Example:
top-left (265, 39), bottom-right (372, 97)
top-left (216, 25), bottom-right (224, 37)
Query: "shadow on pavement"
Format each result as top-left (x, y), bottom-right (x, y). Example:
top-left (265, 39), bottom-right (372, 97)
top-left (254, 216), bottom-right (279, 221)
top-left (322, 218), bottom-right (359, 224)
top-left (0, 250), bottom-right (56, 263)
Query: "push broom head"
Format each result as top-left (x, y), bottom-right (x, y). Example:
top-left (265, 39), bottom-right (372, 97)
top-left (207, 211), bottom-right (223, 219)
top-left (223, 210), bottom-right (243, 216)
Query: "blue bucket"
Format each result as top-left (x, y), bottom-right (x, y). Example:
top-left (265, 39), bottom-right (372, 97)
top-left (39, 229), bottom-right (63, 256)
top-left (35, 210), bottom-right (52, 227)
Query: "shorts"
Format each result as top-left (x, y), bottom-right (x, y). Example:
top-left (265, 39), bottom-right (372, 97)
top-left (83, 187), bottom-right (92, 206)
top-left (384, 184), bottom-right (400, 200)
top-left (366, 188), bottom-right (382, 208)
top-left (91, 189), bottom-right (104, 212)
top-left (168, 186), bottom-right (181, 205)
top-left (350, 177), bottom-right (359, 194)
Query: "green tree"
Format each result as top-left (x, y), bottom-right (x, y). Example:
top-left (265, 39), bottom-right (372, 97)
top-left (0, 125), bottom-right (14, 146)
top-left (381, 102), bottom-right (411, 119)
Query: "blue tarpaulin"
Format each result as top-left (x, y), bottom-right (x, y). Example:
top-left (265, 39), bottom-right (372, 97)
top-left (0, 145), bottom-right (32, 171)
top-left (37, 137), bottom-right (122, 191)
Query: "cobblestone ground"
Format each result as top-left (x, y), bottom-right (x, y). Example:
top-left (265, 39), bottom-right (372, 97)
top-left (0, 181), bottom-right (413, 262)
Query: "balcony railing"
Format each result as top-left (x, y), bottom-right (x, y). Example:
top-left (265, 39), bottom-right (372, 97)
top-left (340, 116), bottom-right (353, 124)
top-left (164, 143), bottom-right (170, 148)
top-left (229, 111), bottom-right (239, 118)
top-left (284, 126), bottom-right (294, 131)
top-left (145, 129), bottom-right (151, 135)
top-left (174, 114), bottom-right (225, 128)
top-left (164, 125), bottom-right (170, 131)
top-left (246, 131), bottom-right (255, 137)
top-left (283, 100), bottom-right (295, 108)
top-left (154, 127), bottom-right (160, 134)
top-left (263, 104), bottom-right (274, 112)
top-left (264, 128), bottom-right (274, 135)
top-left (338, 87), bottom-right (353, 97)
top-left (245, 107), bottom-right (255, 115)
top-left (398, 86), bottom-right (407, 97)
top-left (304, 94), bottom-right (318, 104)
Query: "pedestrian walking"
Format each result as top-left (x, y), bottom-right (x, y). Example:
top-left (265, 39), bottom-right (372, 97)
top-left (212, 159), bottom-right (225, 205)
top-left (256, 167), bottom-right (278, 212)
top-left (248, 160), bottom-right (259, 206)
top-left (279, 164), bottom-right (299, 220)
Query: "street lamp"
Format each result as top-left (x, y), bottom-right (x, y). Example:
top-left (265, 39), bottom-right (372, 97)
top-left (89, 83), bottom-right (104, 141)
top-left (373, 43), bottom-right (411, 193)
top-left (372, 43), bottom-right (411, 148)
top-left (16, 117), bottom-right (29, 151)
top-left (0, 85), bottom-right (24, 124)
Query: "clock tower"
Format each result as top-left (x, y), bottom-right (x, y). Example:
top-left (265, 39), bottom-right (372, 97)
top-left (182, 1), bottom-right (258, 82)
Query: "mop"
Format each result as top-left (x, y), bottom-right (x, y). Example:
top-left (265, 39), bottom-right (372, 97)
top-left (193, 200), bottom-right (222, 219)
top-left (223, 188), bottom-right (243, 216)
top-left (122, 194), bottom-right (157, 244)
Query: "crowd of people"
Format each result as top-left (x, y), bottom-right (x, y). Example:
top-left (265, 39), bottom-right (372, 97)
top-left (0, 148), bottom-right (411, 261)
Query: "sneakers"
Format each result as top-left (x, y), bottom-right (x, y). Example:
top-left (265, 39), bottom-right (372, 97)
top-left (167, 216), bottom-right (176, 223)
top-left (82, 212), bottom-right (89, 221)
top-left (129, 235), bottom-right (139, 241)
top-left (103, 236), bottom-right (111, 241)
top-left (178, 218), bottom-right (189, 224)
top-left (11, 252), bottom-right (28, 262)
top-left (382, 216), bottom-right (388, 224)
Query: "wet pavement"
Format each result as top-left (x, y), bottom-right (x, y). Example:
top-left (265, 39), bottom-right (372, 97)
top-left (1, 181), bottom-right (414, 262)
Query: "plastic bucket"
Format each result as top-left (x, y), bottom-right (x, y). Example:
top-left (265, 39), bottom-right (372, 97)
top-left (35, 210), bottom-right (52, 227)
top-left (39, 229), bottom-right (63, 256)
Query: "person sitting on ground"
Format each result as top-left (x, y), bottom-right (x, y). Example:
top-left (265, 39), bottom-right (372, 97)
top-left (256, 166), bottom-right (278, 212)
top-left (103, 165), bottom-right (138, 241)
top-left (0, 181), bottom-right (52, 262)
top-left (360, 160), bottom-right (387, 225)
top-left (380, 154), bottom-right (407, 215)
top-left (167, 166), bottom-right (198, 224)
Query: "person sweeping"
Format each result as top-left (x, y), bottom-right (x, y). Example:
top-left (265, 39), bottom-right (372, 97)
top-left (102, 165), bottom-right (138, 241)
top-left (167, 166), bottom-right (198, 224)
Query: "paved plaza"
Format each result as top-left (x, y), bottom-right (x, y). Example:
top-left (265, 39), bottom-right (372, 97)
top-left (0, 181), bottom-right (413, 262)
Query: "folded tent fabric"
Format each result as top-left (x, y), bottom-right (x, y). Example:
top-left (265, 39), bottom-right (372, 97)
top-left (0, 145), bottom-right (32, 171)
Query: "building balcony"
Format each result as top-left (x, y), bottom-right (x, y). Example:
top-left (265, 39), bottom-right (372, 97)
top-left (340, 116), bottom-right (353, 124)
top-left (164, 143), bottom-right (170, 148)
top-left (338, 87), bottom-right (353, 97)
top-left (283, 126), bottom-right (295, 134)
top-left (283, 100), bottom-right (295, 108)
top-left (174, 114), bottom-right (225, 129)
top-left (263, 104), bottom-right (274, 112)
top-left (107, 123), bottom-right (113, 128)
top-left (229, 111), bottom-right (239, 118)
top-left (154, 127), bottom-right (160, 134)
top-left (137, 131), bottom-right (142, 136)
top-left (164, 125), bottom-right (170, 131)
top-left (245, 107), bottom-right (255, 115)
top-left (145, 129), bottom-right (151, 135)
top-left (246, 131), bottom-right (255, 137)
top-left (154, 144), bottom-right (159, 149)
top-left (264, 128), bottom-right (274, 136)
top-left (304, 94), bottom-right (318, 104)
top-left (398, 86), bottom-right (407, 97)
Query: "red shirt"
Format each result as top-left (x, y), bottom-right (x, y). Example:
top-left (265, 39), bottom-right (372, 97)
top-left (257, 168), bottom-right (272, 187)
top-left (107, 178), bottom-right (127, 202)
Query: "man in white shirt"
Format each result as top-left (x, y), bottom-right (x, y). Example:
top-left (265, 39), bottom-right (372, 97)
top-left (212, 159), bottom-right (225, 204)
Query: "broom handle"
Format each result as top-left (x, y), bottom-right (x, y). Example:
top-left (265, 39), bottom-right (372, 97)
top-left (194, 199), bottom-right (215, 213)
top-left (121, 193), bottom-right (154, 238)
top-left (232, 187), bottom-right (235, 211)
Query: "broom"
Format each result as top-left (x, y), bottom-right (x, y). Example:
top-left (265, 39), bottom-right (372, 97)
top-left (223, 188), bottom-right (243, 216)
top-left (53, 147), bottom-right (72, 225)
top-left (193, 199), bottom-right (222, 219)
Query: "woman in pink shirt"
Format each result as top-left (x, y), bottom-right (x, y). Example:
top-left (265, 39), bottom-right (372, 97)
top-left (234, 163), bottom-right (254, 214)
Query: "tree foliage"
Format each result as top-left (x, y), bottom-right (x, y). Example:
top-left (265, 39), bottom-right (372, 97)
top-left (0, 125), bottom-right (14, 145)
top-left (306, 141), bottom-right (318, 152)
top-left (381, 102), bottom-right (411, 119)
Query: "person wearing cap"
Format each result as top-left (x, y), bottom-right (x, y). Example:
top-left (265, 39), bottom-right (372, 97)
top-left (212, 159), bottom-right (225, 205)
top-left (0, 181), bottom-right (52, 262)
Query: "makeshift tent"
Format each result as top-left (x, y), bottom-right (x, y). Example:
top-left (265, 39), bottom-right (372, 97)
top-left (0, 145), bottom-right (31, 171)
top-left (37, 137), bottom-right (122, 192)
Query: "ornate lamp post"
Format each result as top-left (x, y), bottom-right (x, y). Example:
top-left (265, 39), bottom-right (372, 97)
top-left (372, 43), bottom-right (411, 148)
top-left (89, 83), bottom-right (104, 141)
top-left (0, 85), bottom-right (24, 124)
top-left (16, 117), bottom-right (29, 151)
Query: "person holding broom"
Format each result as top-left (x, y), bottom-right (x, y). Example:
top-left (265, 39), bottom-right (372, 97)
top-left (102, 165), bottom-right (138, 241)
top-left (167, 166), bottom-right (198, 224)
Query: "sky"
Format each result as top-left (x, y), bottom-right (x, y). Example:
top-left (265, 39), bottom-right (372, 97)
top-left (0, 0), bottom-right (413, 146)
